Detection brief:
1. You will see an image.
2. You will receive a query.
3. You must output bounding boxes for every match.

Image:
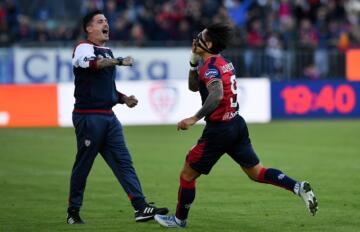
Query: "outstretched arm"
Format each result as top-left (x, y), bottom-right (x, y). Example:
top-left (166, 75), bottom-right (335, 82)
top-left (73, 43), bottom-right (134, 69)
top-left (95, 56), bottom-right (133, 69)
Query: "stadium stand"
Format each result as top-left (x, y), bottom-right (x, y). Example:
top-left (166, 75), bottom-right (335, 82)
top-left (0, 0), bottom-right (360, 79)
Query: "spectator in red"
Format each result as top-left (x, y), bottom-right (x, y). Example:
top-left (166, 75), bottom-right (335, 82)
top-left (247, 18), bottom-right (266, 47)
top-left (279, 0), bottom-right (292, 21)
top-left (298, 18), bottom-right (318, 48)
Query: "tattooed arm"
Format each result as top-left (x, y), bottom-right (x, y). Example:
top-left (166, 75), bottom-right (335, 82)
top-left (188, 70), bottom-right (199, 92)
top-left (177, 80), bottom-right (223, 130)
top-left (195, 80), bottom-right (223, 119)
top-left (95, 58), bottom-right (119, 68)
top-left (96, 56), bottom-right (133, 69)
top-left (188, 44), bottom-right (201, 92)
top-left (73, 43), bottom-right (133, 70)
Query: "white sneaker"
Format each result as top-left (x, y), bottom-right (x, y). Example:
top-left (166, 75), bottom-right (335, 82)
top-left (298, 181), bottom-right (318, 216)
top-left (154, 214), bottom-right (186, 228)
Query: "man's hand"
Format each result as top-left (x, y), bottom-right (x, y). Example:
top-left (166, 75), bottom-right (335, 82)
top-left (124, 95), bottom-right (138, 108)
top-left (191, 40), bottom-right (197, 53)
top-left (189, 52), bottom-right (201, 68)
top-left (122, 56), bottom-right (134, 66)
top-left (190, 40), bottom-right (201, 67)
top-left (117, 56), bottom-right (134, 66)
top-left (177, 116), bottom-right (199, 131)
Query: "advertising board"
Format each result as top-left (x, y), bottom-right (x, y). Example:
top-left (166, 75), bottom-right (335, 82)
top-left (13, 48), bottom-right (190, 83)
top-left (271, 81), bottom-right (360, 118)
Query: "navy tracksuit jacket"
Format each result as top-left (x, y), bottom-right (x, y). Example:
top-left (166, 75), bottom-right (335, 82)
top-left (68, 40), bottom-right (146, 210)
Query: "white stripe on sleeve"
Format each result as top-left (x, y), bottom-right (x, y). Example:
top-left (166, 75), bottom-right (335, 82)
top-left (72, 43), bottom-right (96, 68)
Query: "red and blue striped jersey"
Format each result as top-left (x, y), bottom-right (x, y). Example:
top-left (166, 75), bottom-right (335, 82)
top-left (198, 55), bottom-right (239, 122)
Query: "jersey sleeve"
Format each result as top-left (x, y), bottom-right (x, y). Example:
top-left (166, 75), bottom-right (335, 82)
top-left (200, 66), bottom-right (221, 86)
top-left (72, 43), bottom-right (97, 69)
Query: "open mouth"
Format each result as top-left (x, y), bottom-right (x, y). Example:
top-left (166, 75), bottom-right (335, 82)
top-left (102, 29), bottom-right (109, 35)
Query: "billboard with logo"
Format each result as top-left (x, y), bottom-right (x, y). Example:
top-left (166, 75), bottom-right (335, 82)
top-left (271, 81), bottom-right (360, 119)
top-left (0, 79), bottom-right (270, 127)
top-left (58, 78), bottom-right (271, 126)
top-left (12, 47), bottom-right (190, 83)
top-left (0, 48), bottom-right (13, 84)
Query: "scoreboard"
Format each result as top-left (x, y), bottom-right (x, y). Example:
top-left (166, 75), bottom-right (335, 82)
top-left (272, 81), bottom-right (360, 119)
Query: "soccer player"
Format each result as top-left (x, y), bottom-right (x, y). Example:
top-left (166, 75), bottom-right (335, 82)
top-left (66, 10), bottom-right (168, 224)
top-left (154, 23), bottom-right (318, 228)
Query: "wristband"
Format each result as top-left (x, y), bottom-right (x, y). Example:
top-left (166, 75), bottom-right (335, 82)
top-left (189, 61), bottom-right (198, 67)
top-left (190, 66), bottom-right (197, 71)
top-left (117, 57), bottom-right (124, 65)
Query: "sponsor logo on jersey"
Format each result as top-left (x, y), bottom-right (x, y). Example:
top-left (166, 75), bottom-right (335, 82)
top-left (83, 56), bottom-right (96, 62)
top-left (221, 63), bottom-right (234, 73)
top-left (222, 111), bottom-right (238, 120)
top-left (205, 69), bottom-right (219, 78)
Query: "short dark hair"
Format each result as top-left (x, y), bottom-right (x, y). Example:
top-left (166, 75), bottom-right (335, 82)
top-left (205, 23), bottom-right (233, 54)
top-left (83, 10), bottom-right (103, 33)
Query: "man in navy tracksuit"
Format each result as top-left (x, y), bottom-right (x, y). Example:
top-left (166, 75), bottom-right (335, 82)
top-left (66, 10), bottom-right (168, 224)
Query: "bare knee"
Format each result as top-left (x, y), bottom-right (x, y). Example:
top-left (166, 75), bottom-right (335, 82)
top-left (180, 163), bottom-right (200, 182)
top-left (242, 163), bottom-right (265, 181)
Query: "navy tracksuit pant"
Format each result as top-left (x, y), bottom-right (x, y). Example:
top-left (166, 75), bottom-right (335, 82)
top-left (68, 113), bottom-right (146, 210)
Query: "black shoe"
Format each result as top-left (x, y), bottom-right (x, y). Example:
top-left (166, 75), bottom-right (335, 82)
top-left (67, 207), bottom-right (85, 224)
top-left (135, 203), bottom-right (169, 222)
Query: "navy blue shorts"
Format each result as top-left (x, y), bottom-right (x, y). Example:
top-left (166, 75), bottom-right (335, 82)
top-left (186, 115), bottom-right (260, 175)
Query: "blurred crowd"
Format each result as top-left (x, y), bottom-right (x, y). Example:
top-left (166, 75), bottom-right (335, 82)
top-left (1, 0), bottom-right (360, 79)
top-left (0, 0), bottom-right (360, 48)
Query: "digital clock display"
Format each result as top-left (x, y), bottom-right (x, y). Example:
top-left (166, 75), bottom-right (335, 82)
top-left (271, 81), bottom-right (360, 118)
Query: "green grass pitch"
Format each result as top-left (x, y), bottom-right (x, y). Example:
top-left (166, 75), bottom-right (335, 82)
top-left (0, 120), bottom-right (359, 232)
